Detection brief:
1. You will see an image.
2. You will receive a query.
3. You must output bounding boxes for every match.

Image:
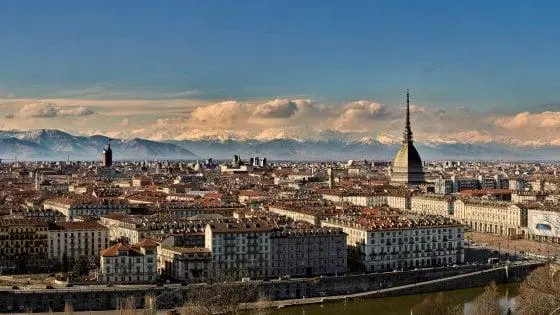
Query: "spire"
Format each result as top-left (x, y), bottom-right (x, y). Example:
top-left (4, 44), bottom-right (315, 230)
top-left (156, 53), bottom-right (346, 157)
top-left (403, 89), bottom-right (413, 143)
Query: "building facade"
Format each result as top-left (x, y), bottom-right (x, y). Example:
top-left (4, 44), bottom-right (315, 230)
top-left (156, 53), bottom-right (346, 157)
top-left (0, 218), bottom-right (50, 273)
top-left (410, 195), bottom-right (455, 217)
top-left (205, 221), bottom-right (273, 279)
top-left (322, 216), bottom-right (464, 272)
top-left (269, 228), bottom-right (347, 278)
top-left (454, 199), bottom-right (527, 236)
top-left (98, 239), bottom-right (158, 283)
top-left (48, 221), bottom-right (109, 263)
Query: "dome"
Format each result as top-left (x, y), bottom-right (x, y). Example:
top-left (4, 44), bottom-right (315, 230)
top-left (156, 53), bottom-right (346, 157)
top-left (391, 142), bottom-right (425, 185)
top-left (393, 142), bottom-right (422, 169)
top-left (390, 90), bottom-right (425, 185)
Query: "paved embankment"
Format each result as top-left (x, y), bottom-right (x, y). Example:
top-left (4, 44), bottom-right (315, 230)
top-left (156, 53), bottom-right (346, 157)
top-left (3, 262), bottom-right (543, 313)
top-left (240, 261), bottom-right (544, 311)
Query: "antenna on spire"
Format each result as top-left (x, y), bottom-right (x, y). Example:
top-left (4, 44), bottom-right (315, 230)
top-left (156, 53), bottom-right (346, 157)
top-left (403, 89), bottom-right (413, 143)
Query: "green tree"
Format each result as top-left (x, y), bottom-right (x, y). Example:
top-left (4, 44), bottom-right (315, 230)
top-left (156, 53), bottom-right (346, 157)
top-left (72, 256), bottom-right (90, 277)
top-left (61, 253), bottom-right (69, 273)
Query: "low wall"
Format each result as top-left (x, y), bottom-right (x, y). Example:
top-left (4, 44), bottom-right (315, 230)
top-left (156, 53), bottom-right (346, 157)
top-left (0, 263), bottom-right (541, 313)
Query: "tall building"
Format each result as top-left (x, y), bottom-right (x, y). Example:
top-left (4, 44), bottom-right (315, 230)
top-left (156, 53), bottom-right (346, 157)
top-left (391, 90), bottom-right (425, 186)
top-left (102, 142), bottom-right (113, 167)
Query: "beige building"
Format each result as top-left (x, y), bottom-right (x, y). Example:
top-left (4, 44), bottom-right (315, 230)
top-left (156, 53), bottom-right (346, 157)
top-left (43, 197), bottom-right (130, 220)
top-left (321, 190), bottom-right (387, 207)
top-left (268, 205), bottom-right (321, 226)
top-left (410, 195), bottom-right (455, 217)
top-left (387, 194), bottom-right (410, 210)
top-left (454, 199), bottom-right (527, 236)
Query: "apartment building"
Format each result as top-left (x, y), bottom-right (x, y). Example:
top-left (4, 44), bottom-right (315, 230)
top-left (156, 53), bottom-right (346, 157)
top-left (0, 218), bottom-right (50, 273)
top-left (98, 238), bottom-right (158, 283)
top-left (99, 213), bottom-right (206, 244)
top-left (43, 197), bottom-right (130, 220)
top-left (322, 215), bottom-right (464, 272)
top-left (157, 246), bottom-right (212, 282)
top-left (48, 221), bottom-right (109, 263)
top-left (453, 199), bottom-right (527, 236)
top-left (387, 193), bottom-right (410, 210)
top-left (321, 190), bottom-right (387, 207)
top-left (269, 227), bottom-right (347, 278)
top-left (205, 220), bottom-right (275, 279)
top-left (410, 195), bottom-right (455, 217)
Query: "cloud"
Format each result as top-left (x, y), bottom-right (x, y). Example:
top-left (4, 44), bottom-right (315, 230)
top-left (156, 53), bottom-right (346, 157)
top-left (252, 99), bottom-right (298, 118)
top-left (334, 101), bottom-right (396, 131)
top-left (9, 96), bottom-right (560, 147)
top-left (494, 111), bottom-right (531, 129)
top-left (494, 111), bottom-right (560, 129)
top-left (189, 101), bottom-right (249, 126)
top-left (19, 102), bottom-right (95, 118)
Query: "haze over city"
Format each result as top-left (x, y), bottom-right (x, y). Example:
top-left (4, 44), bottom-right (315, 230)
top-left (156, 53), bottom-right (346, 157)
top-left (1, 1), bottom-right (560, 150)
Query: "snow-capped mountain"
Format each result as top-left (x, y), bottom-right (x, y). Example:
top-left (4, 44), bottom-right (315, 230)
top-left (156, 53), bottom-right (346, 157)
top-left (0, 129), bottom-right (559, 161)
top-left (0, 129), bottom-right (198, 161)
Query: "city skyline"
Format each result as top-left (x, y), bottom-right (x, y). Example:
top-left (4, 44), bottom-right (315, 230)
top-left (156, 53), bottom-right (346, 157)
top-left (1, 1), bottom-right (560, 146)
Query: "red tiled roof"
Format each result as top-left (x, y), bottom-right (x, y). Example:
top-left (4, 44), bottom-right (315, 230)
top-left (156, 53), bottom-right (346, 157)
top-left (100, 243), bottom-right (142, 257)
top-left (136, 238), bottom-right (159, 248)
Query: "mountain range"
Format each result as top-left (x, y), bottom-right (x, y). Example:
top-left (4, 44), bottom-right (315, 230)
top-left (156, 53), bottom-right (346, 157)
top-left (0, 129), bottom-right (559, 161)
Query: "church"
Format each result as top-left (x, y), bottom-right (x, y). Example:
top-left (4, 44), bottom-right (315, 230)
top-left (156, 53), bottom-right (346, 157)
top-left (390, 90), bottom-right (426, 186)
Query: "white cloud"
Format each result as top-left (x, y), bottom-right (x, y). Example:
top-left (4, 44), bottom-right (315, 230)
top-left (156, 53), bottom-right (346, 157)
top-left (19, 102), bottom-right (94, 118)
top-left (252, 99), bottom-right (298, 118)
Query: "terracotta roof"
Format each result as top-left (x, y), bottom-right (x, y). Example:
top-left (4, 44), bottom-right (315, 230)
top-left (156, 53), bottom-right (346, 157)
top-left (136, 238), bottom-right (159, 248)
top-left (50, 221), bottom-right (108, 231)
top-left (100, 243), bottom-right (142, 257)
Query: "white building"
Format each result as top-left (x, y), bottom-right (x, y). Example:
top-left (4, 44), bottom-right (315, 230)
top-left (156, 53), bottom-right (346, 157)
top-left (525, 205), bottom-right (560, 243)
top-left (322, 215), bottom-right (464, 272)
top-left (98, 239), bottom-right (158, 283)
top-left (48, 221), bottom-right (109, 263)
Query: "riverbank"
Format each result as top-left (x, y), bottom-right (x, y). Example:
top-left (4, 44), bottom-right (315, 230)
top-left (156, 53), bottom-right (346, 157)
top-left (235, 262), bottom-right (540, 312)
top-left (2, 261), bottom-right (542, 313)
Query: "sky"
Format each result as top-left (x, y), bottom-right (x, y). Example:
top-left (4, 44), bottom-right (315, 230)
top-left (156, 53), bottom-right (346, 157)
top-left (1, 1), bottom-right (560, 145)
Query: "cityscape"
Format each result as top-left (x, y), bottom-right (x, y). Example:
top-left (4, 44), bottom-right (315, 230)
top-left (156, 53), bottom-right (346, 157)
top-left (1, 1), bottom-right (560, 315)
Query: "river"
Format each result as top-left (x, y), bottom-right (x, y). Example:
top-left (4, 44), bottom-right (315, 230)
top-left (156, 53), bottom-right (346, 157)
top-left (269, 284), bottom-right (519, 315)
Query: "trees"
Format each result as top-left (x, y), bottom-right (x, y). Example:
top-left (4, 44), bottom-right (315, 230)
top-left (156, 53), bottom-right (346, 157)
top-left (411, 283), bottom-right (501, 315)
top-left (410, 292), bottom-right (462, 315)
top-left (467, 282), bottom-right (501, 315)
top-left (516, 264), bottom-right (560, 315)
top-left (72, 256), bottom-right (90, 277)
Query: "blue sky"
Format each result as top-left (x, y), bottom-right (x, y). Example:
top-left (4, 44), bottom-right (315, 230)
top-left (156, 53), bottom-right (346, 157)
top-left (1, 1), bottom-right (560, 144)
top-left (1, 1), bottom-right (559, 108)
